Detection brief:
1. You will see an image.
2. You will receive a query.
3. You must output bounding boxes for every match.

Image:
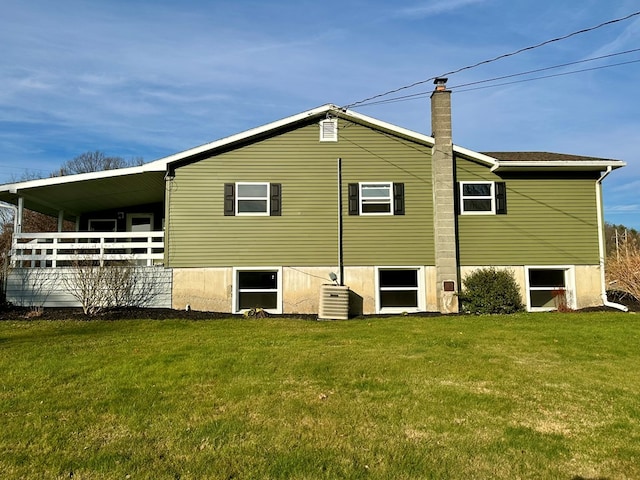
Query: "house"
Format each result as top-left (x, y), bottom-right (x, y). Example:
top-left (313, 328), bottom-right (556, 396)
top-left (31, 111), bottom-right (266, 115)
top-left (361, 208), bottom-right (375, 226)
top-left (0, 78), bottom-right (627, 314)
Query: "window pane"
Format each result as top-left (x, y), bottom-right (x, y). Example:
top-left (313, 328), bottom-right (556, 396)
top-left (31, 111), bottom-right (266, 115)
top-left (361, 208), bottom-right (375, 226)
top-left (361, 184), bottom-right (391, 198)
top-left (89, 220), bottom-right (116, 232)
top-left (529, 269), bottom-right (565, 288)
top-left (238, 199), bottom-right (268, 213)
top-left (238, 271), bottom-right (278, 289)
top-left (380, 269), bottom-right (418, 288)
top-left (237, 184), bottom-right (268, 197)
top-left (463, 183), bottom-right (491, 196)
top-left (463, 199), bottom-right (492, 211)
top-left (239, 292), bottom-right (278, 310)
top-left (529, 290), bottom-right (558, 309)
top-left (362, 202), bottom-right (391, 214)
top-left (380, 290), bottom-right (418, 308)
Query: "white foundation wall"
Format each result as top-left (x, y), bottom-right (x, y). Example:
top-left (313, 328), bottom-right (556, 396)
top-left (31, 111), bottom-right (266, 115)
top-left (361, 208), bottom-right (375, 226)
top-left (172, 266), bottom-right (439, 314)
top-left (459, 265), bottom-right (603, 311)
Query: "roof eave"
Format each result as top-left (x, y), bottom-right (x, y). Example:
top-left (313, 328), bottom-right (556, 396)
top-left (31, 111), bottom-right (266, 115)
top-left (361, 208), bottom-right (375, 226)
top-left (490, 160), bottom-right (627, 172)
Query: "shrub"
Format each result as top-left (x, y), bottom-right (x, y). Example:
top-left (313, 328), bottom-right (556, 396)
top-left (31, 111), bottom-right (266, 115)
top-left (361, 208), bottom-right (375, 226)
top-left (460, 267), bottom-right (523, 314)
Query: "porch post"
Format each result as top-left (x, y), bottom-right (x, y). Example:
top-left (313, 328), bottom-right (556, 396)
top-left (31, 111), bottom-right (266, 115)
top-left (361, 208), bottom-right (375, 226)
top-left (16, 196), bottom-right (23, 234)
top-left (57, 211), bottom-right (64, 232)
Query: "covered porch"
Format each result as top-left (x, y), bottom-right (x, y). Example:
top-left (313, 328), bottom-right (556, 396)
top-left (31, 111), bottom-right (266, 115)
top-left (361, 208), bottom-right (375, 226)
top-left (0, 164), bottom-right (169, 268)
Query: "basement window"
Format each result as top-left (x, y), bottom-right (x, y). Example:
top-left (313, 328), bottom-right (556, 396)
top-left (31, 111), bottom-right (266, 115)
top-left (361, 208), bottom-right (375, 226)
top-left (526, 267), bottom-right (574, 311)
top-left (234, 268), bottom-right (282, 314)
top-left (376, 267), bottom-right (424, 313)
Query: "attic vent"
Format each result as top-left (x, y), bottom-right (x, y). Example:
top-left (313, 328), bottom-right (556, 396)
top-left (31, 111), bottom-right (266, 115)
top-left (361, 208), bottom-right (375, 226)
top-left (319, 119), bottom-right (338, 142)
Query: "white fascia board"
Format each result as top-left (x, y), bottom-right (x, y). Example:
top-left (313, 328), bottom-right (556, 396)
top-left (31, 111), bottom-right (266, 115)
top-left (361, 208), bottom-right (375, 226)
top-left (161, 104), bottom-right (342, 167)
top-left (453, 147), bottom-right (499, 167)
top-left (490, 160), bottom-right (627, 172)
top-left (1, 162), bottom-right (167, 194)
top-left (340, 108), bottom-right (436, 146)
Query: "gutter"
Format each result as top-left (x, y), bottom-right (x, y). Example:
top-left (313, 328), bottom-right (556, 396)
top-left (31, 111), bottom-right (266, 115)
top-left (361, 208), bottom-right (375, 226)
top-left (596, 166), bottom-right (628, 312)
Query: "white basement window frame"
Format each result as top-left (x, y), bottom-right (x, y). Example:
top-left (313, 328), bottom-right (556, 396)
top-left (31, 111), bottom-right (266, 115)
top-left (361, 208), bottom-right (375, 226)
top-left (236, 182), bottom-right (270, 216)
top-left (525, 266), bottom-right (576, 312)
top-left (233, 267), bottom-right (283, 314)
top-left (375, 266), bottom-right (425, 314)
top-left (460, 181), bottom-right (495, 214)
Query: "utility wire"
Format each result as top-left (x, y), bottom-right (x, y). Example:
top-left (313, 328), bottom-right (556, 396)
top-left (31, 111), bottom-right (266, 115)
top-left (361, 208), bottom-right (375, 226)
top-left (343, 10), bottom-right (640, 109)
top-left (454, 59), bottom-right (640, 93)
top-left (353, 48), bottom-right (640, 107)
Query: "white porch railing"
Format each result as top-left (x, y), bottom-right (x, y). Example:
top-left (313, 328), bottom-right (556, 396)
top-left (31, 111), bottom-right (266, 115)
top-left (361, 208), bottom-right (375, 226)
top-left (12, 231), bottom-right (165, 267)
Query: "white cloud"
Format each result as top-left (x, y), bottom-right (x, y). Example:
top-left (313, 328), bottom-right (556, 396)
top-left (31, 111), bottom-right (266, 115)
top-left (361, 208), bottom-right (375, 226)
top-left (398, 0), bottom-right (489, 17)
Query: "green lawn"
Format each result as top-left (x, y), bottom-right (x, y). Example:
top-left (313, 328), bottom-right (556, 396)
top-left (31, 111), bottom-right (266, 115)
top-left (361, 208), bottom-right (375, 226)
top-left (1, 312), bottom-right (639, 479)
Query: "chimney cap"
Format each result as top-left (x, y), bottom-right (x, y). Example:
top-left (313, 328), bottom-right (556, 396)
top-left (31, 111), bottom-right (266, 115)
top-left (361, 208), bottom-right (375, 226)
top-left (434, 77), bottom-right (448, 91)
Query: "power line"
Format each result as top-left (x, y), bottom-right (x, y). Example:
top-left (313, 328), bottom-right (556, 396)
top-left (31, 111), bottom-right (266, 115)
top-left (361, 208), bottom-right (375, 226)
top-left (343, 10), bottom-right (640, 109)
top-left (454, 59), bottom-right (640, 93)
top-left (353, 49), bottom-right (640, 107)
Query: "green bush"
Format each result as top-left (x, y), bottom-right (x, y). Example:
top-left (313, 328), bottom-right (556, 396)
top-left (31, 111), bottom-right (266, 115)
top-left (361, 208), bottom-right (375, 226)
top-left (460, 267), bottom-right (524, 314)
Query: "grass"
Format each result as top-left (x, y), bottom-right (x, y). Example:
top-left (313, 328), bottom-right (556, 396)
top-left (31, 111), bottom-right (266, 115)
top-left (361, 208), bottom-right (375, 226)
top-left (1, 312), bottom-right (639, 479)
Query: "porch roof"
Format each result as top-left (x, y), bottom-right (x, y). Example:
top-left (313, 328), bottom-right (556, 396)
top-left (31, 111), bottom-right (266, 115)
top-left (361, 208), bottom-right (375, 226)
top-left (0, 167), bottom-right (167, 219)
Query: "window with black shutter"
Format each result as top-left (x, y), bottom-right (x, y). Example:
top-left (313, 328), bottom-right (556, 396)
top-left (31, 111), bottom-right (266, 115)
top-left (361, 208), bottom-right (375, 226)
top-left (348, 182), bottom-right (405, 216)
top-left (224, 182), bottom-right (281, 216)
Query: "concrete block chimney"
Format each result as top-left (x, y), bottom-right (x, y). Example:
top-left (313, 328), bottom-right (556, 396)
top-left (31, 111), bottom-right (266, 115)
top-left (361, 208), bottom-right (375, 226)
top-left (431, 77), bottom-right (459, 313)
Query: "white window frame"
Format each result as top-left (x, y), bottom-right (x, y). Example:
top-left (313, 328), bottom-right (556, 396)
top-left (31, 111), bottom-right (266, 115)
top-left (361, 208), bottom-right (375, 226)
top-left (359, 182), bottom-right (393, 216)
top-left (232, 267), bottom-right (283, 314)
top-left (375, 266), bottom-right (425, 314)
top-left (525, 265), bottom-right (576, 312)
top-left (460, 181), bottom-right (495, 215)
top-left (235, 182), bottom-right (270, 216)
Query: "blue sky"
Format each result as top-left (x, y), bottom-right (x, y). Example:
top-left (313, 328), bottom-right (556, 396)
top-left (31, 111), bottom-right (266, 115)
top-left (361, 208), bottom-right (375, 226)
top-left (1, 0), bottom-right (639, 228)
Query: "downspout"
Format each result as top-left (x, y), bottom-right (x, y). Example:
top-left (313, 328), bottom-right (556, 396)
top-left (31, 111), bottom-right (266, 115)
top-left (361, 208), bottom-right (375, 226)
top-left (596, 166), bottom-right (628, 311)
top-left (337, 158), bottom-right (344, 286)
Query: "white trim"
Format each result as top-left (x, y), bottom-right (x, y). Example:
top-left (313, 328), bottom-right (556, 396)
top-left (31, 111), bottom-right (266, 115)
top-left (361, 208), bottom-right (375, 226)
top-left (359, 182), bottom-right (393, 216)
top-left (459, 181), bottom-right (496, 215)
top-left (490, 159), bottom-right (626, 172)
top-left (524, 265), bottom-right (576, 312)
top-left (235, 182), bottom-right (270, 216)
top-left (0, 104), bottom-right (625, 195)
top-left (232, 266), bottom-right (283, 314)
top-left (319, 118), bottom-right (338, 142)
top-left (375, 266), bottom-right (425, 314)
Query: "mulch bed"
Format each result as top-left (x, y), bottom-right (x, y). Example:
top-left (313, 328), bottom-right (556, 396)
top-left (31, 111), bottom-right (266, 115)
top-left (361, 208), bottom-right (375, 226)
top-left (1, 291), bottom-right (638, 321)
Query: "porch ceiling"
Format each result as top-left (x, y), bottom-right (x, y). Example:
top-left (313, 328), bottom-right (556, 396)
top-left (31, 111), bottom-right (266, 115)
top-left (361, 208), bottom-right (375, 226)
top-left (0, 171), bottom-right (166, 219)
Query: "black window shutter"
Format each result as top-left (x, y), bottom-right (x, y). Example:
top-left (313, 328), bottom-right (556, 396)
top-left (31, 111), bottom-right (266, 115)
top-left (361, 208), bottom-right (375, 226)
top-left (224, 183), bottom-right (235, 216)
top-left (495, 181), bottom-right (507, 215)
top-left (454, 182), bottom-right (461, 215)
top-left (270, 183), bottom-right (281, 216)
top-left (348, 183), bottom-right (359, 215)
top-left (393, 183), bottom-right (405, 215)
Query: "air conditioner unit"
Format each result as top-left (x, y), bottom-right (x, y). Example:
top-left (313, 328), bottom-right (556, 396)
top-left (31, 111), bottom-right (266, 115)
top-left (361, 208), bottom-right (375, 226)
top-left (318, 284), bottom-right (349, 320)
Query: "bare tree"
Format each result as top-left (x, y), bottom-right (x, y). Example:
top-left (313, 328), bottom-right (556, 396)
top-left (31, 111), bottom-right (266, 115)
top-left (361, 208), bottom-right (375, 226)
top-left (62, 259), bottom-right (163, 315)
top-left (51, 150), bottom-right (144, 177)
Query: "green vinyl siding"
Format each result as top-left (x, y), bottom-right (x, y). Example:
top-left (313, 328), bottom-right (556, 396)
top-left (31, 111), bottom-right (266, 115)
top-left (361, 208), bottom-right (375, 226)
top-left (456, 157), bottom-right (600, 265)
top-left (167, 120), bottom-right (434, 268)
